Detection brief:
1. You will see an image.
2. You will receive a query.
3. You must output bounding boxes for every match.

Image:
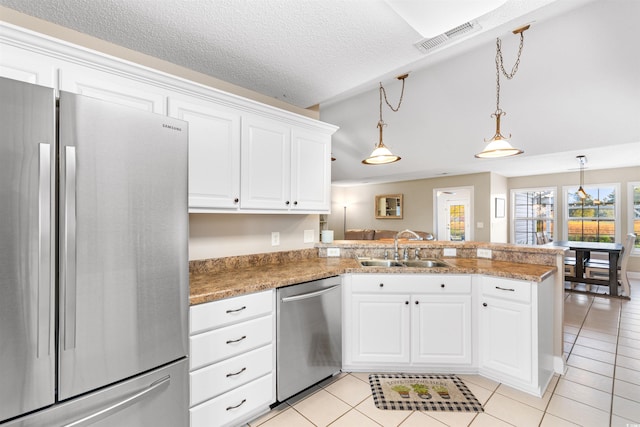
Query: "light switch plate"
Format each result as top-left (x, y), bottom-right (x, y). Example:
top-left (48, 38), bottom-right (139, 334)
top-left (327, 248), bottom-right (341, 257)
top-left (477, 248), bottom-right (492, 259)
top-left (443, 248), bottom-right (457, 257)
top-left (303, 229), bottom-right (314, 243)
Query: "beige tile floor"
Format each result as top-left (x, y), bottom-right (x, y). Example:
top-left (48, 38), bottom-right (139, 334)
top-left (249, 278), bottom-right (640, 427)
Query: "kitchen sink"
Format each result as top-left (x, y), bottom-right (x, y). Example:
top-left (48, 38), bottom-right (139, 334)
top-left (402, 259), bottom-right (449, 268)
top-left (356, 257), bottom-right (449, 268)
top-left (357, 259), bottom-right (405, 267)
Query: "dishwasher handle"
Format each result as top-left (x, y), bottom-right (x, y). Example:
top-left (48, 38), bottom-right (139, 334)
top-left (280, 285), bottom-right (340, 303)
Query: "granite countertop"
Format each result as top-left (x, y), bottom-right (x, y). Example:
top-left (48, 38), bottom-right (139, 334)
top-left (189, 255), bottom-right (557, 305)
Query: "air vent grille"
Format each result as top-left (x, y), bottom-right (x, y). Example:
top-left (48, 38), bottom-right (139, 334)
top-left (415, 20), bottom-right (481, 54)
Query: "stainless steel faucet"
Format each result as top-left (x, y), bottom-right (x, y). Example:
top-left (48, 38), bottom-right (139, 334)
top-left (394, 229), bottom-right (423, 260)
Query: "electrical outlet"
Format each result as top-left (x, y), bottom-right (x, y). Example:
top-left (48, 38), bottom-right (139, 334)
top-left (477, 222), bottom-right (484, 229)
top-left (271, 231), bottom-right (280, 246)
top-left (327, 248), bottom-right (340, 257)
top-left (477, 248), bottom-right (492, 259)
top-left (303, 229), bottom-right (314, 243)
top-left (443, 248), bottom-right (457, 257)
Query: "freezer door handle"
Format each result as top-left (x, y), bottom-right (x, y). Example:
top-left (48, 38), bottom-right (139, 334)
top-left (62, 375), bottom-right (171, 427)
top-left (63, 146), bottom-right (77, 350)
top-left (38, 143), bottom-right (52, 358)
top-left (280, 285), bottom-right (340, 303)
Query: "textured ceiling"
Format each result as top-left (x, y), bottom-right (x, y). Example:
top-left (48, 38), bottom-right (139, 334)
top-left (0, 0), bottom-right (562, 108)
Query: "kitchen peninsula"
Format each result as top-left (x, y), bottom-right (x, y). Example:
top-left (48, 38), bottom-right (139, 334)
top-left (188, 241), bottom-right (564, 424)
top-left (191, 242), bottom-right (565, 364)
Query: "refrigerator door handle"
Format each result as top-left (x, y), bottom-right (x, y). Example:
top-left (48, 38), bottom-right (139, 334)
top-left (63, 146), bottom-right (77, 350)
top-left (38, 143), bottom-right (52, 358)
top-left (62, 375), bottom-right (171, 427)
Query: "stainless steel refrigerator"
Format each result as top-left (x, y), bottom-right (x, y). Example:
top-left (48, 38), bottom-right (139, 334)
top-left (0, 77), bottom-right (189, 426)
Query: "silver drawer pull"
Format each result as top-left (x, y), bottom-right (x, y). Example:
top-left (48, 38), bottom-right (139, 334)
top-left (495, 286), bottom-right (515, 292)
top-left (226, 367), bottom-right (247, 377)
top-left (226, 399), bottom-right (246, 411)
top-left (226, 306), bottom-right (247, 314)
top-left (226, 335), bottom-right (247, 344)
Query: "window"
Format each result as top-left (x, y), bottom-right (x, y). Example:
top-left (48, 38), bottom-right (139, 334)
top-left (630, 182), bottom-right (640, 254)
top-left (511, 188), bottom-right (555, 245)
top-left (564, 184), bottom-right (619, 243)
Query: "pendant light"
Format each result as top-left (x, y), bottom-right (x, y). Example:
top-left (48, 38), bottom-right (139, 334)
top-left (362, 74), bottom-right (408, 165)
top-left (577, 155), bottom-right (587, 199)
top-left (476, 25), bottom-right (529, 159)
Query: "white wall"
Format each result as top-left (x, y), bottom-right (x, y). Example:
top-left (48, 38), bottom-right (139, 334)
top-left (490, 172), bottom-right (509, 243)
top-left (189, 214), bottom-right (319, 260)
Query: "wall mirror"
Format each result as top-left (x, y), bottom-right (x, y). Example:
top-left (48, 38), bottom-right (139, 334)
top-left (375, 194), bottom-right (403, 219)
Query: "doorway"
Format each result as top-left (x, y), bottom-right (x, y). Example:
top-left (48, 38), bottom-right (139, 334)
top-left (434, 187), bottom-right (473, 241)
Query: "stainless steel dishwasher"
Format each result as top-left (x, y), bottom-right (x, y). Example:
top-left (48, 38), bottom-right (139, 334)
top-left (276, 276), bottom-right (342, 401)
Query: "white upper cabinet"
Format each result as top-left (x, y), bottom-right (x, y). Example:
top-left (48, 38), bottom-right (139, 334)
top-left (0, 22), bottom-right (337, 214)
top-left (59, 65), bottom-right (165, 113)
top-left (0, 44), bottom-right (56, 87)
top-left (240, 117), bottom-right (332, 212)
top-left (291, 128), bottom-right (331, 212)
top-left (169, 97), bottom-right (241, 210)
top-left (240, 115), bottom-right (291, 210)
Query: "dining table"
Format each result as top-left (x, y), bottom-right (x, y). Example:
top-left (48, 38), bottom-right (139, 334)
top-left (547, 240), bottom-right (623, 297)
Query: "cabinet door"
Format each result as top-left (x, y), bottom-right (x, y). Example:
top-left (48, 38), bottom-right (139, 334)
top-left (169, 97), bottom-right (241, 210)
top-left (479, 296), bottom-right (532, 382)
top-left (411, 295), bottom-right (472, 365)
top-left (290, 128), bottom-right (331, 212)
top-left (59, 65), bottom-right (165, 113)
top-left (350, 294), bottom-right (410, 364)
top-left (0, 44), bottom-right (56, 87)
top-left (240, 116), bottom-right (290, 210)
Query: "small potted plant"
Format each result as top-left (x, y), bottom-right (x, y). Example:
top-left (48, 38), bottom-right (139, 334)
top-left (432, 385), bottom-right (450, 399)
top-left (411, 384), bottom-right (432, 399)
top-left (391, 385), bottom-right (411, 398)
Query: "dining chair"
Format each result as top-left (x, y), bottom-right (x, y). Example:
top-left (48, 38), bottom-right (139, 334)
top-left (585, 233), bottom-right (636, 297)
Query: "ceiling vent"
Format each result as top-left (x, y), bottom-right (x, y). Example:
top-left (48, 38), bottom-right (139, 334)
top-left (415, 20), bottom-right (481, 54)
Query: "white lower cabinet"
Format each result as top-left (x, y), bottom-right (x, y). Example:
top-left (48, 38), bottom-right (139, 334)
top-left (350, 293), bottom-right (411, 364)
top-left (189, 290), bottom-right (275, 427)
top-left (478, 275), bottom-right (554, 396)
top-left (344, 274), bottom-right (472, 371)
top-left (411, 294), bottom-right (472, 365)
top-left (344, 273), bottom-right (555, 397)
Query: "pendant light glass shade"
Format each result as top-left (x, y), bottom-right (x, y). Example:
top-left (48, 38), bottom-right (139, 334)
top-left (362, 121), bottom-right (401, 165)
top-left (577, 186), bottom-right (587, 199)
top-left (475, 111), bottom-right (523, 158)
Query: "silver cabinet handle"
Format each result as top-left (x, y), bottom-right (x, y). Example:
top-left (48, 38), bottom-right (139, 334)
top-left (495, 286), bottom-right (515, 292)
top-left (226, 399), bottom-right (246, 411)
top-left (63, 146), bottom-right (77, 350)
top-left (63, 375), bottom-right (170, 427)
top-left (226, 306), bottom-right (246, 314)
top-left (226, 367), bottom-right (247, 377)
top-left (281, 285), bottom-right (340, 303)
top-left (226, 335), bottom-right (247, 344)
top-left (38, 143), bottom-right (52, 357)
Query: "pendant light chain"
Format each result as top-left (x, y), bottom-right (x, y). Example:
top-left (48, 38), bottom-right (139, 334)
top-left (380, 76), bottom-right (406, 114)
top-left (494, 31), bottom-right (525, 114)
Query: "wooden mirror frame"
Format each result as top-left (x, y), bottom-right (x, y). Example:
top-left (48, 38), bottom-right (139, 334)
top-left (375, 194), bottom-right (403, 219)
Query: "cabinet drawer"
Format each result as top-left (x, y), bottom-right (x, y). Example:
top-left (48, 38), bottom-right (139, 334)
top-left (190, 315), bottom-right (273, 370)
top-left (190, 344), bottom-right (272, 407)
top-left (481, 277), bottom-right (531, 303)
top-left (190, 290), bottom-right (273, 334)
top-left (190, 373), bottom-right (273, 427)
top-left (351, 274), bottom-right (470, 294)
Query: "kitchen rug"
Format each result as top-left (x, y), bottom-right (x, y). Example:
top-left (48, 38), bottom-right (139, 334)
top-left (369, 373), bottom-right (484, 412)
